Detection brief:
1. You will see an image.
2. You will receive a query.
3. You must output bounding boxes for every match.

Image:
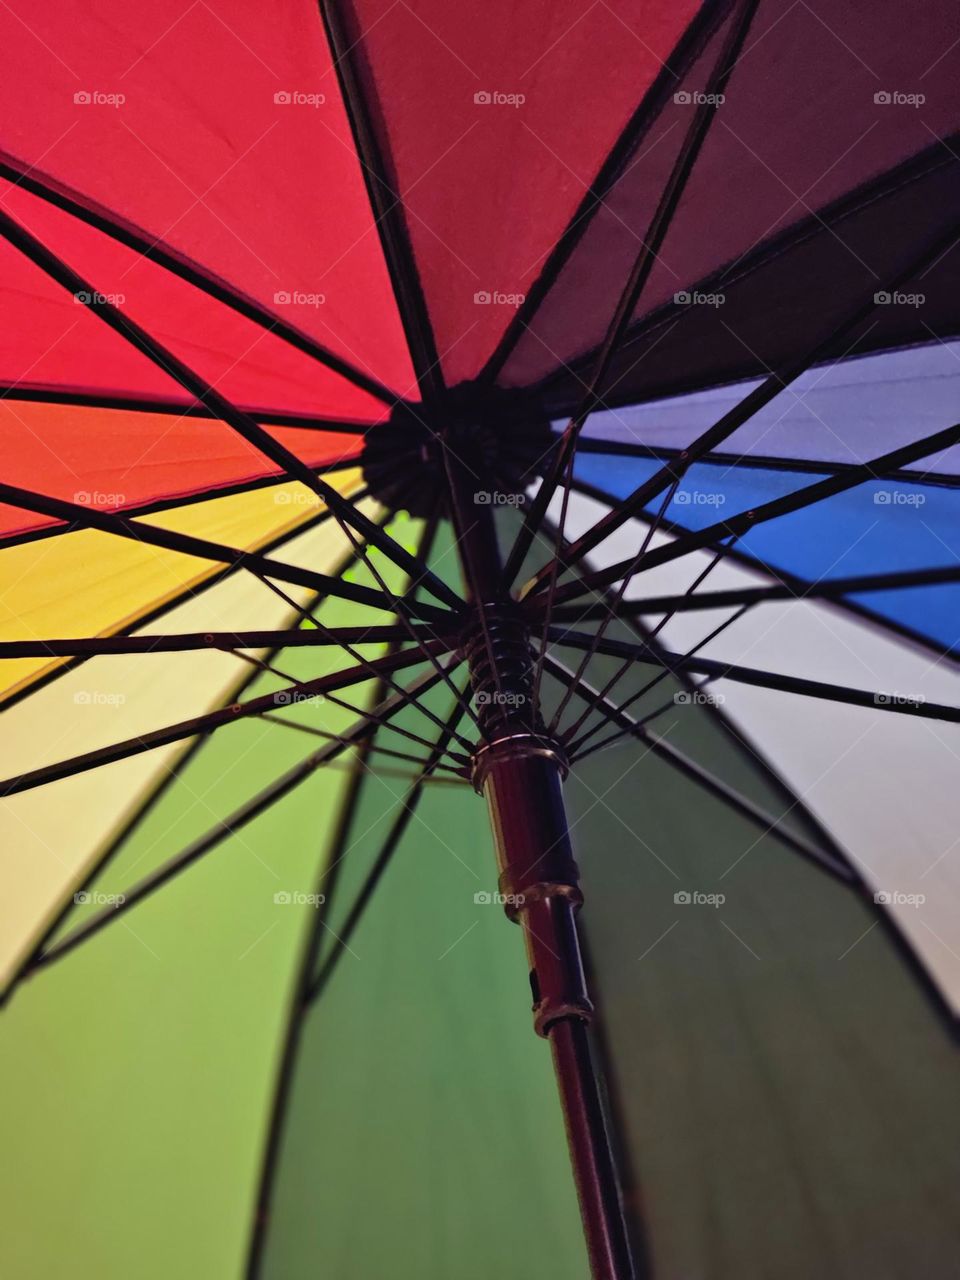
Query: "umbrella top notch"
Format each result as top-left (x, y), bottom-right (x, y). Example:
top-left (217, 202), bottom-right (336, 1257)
top-left (360, 381), bottom-right (553, 519)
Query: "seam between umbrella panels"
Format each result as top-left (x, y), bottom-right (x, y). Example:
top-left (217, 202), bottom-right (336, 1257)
top-left (0, 384), bottom-right (375, 431)
top-left (0, 463), bottom-right (365, 554)
top-left (315, 0), bottom-right (444, 407)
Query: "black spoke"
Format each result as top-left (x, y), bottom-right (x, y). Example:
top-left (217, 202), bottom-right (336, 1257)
top-left (0, 205), bottom-right (462, 611)
top-left (570, 432), bottom-right (960, 488)
top-left (26, 666), bottom-right (451, 974)
top-left (501, 0), bottom-right (759, 592)
top-left (542, 418), bottom-right (960, 606)
top-left (548, 628), bottom-right (960, 724)
top-left (304, 691), bottom-right (471, 1006)
top-left (316, 0), bottom-right (444, 407)
top-left (548, 562), bottom-right (960, 621)
top-left (0, 643), bottom-right (454, 798)
top-left (525, 218), bottom-right (960, 595)
top-left (0, 151), bottom-right (395, 406)
top-left (479, 0), bottom-right (736, 385)
top-left (0, 624), bottom-right (442, 660)
top-left (559, 541), bottom-right (747, 748)
top-left (545, 479), bottom-right (683, 735)
top-left (0, 480), bottom-right (449, 625)
top-left (558, 476), bottom-right (960, 667)
top-left (0, 384), bottom-right (372, 431)
top-left (543, 653), bottom-right (854, 883)
top-left (259, 713), bottom-right (467, 774)
top-left (565, 602), bottom-right (751, 758)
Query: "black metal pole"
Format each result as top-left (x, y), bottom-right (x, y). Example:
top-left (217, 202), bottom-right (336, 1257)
top-left (443, 446), bottom-right (636, 1280)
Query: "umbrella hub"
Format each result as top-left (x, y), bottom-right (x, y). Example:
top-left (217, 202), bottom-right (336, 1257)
top-left (361, 382), bottom-right (552, 517)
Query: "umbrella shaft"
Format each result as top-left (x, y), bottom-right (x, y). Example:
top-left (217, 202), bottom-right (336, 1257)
top-left (445, 441), bottom-right (635, 1278)
top-left (551, 1017), bottom-right (637, 1280)
top-left (477, 742), bottom-right (636, 1280)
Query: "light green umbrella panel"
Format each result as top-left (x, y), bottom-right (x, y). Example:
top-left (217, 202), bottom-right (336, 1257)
top-left (0, 517), bottom-right (587, 1279)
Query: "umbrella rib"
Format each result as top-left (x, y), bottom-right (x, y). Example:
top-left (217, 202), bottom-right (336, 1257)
top-left (0, 624), bottom-right (437, 660)
top-left (0, 499), bottom-right (368, 716)
top-left (549, 628), bottom-right (960, 724)
top-left (535, 134), bottom-right (960, 407)
top-left (570, 434), bottom-right (960, 489)
top-left (303, 692), bottom-right (471, 1008)
top-left (543, 653), bottom-right (854, 883)
top-left (0, 151), bottom-right (396, 406)
top-left (400, 513), bottom-right (485, 734)
top-left (25, 666), bottom-right (452, 975)
top-left (229, 592), bottom-right (474, 756)
top-left (549, 563), bottom-right (960, 621)
top-left (0, 463), bottom-right (363, 549)
top-left (565, 601), bottom-right (753, 758)
top-left (316, 0), bottom-right (444, 407)
top-left (501, 0), bottom-right (760, 591)
top-left (0, 385), bottom-right (371, 432)
top-left (258, 713), bottom-right (467, 774)
top-left (558, 541), bottom-right (748, 749)
top-left (7, 560), bottom-right (351, 999)
top-left (479, 0), bottom-right (736, 386)
top-left (243, 648), bottom-right (440, 1278)
top-left (0, 643), bottom-right (452, 798)
top-left (0, 479), bottom-right (368, 558)
top-left (543, 478), bottom-right (683, 735)
top-left (0, 480), bottom-right (449, 624)
top-left (525, 218), bottom-right (960, 594)
top-left (544, 418), bottom-right (960, 606)
top-left (0, 204), bottom-right (462, 611)
top-left (236, 511), bottom-right (478, 747)
top-left (561, 475), bottom-right (960, 666)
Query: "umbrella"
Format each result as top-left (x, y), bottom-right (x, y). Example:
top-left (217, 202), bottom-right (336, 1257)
top-left (1, 1), bottom-right (959, 1277)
